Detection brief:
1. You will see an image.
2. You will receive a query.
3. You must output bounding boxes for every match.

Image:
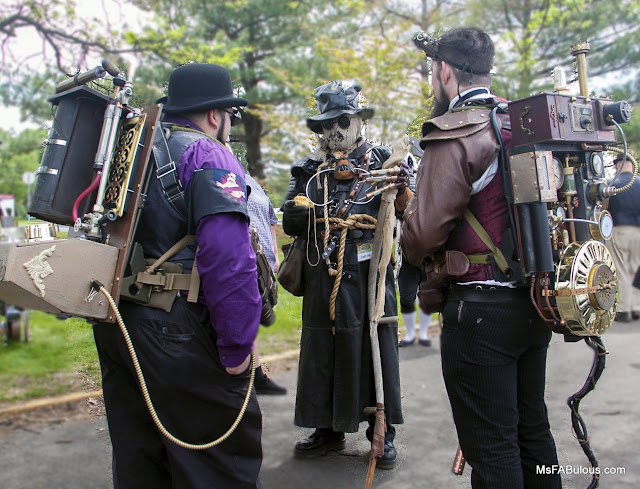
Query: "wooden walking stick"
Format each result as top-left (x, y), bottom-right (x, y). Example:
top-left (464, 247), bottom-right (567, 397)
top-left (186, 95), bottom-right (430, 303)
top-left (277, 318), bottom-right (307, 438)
top-left (364, 136), bottom-right (409, 489)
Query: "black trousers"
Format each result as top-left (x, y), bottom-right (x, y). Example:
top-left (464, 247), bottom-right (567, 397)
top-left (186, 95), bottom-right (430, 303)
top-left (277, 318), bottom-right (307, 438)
top-left (397, 260), bottom-right (425, 313)
top-left (93, 296), bottom-right (262, 489)
top-left (441, 294), bottom-right (562, 489)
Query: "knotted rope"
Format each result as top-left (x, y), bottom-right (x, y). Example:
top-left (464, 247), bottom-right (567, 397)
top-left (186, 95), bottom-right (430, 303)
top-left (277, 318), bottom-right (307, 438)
top-left (314, 213), bottom-right (377, 320)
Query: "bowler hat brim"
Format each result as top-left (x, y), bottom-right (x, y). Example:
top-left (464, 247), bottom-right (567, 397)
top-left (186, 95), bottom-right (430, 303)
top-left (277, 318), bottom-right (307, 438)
top-left (306, 107), bottom-right (374, 133)
top-left (157, 95), bottom-right (248, 114)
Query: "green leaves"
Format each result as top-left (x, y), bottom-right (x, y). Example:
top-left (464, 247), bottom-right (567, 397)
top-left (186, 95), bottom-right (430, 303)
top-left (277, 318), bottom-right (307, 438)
top-left (0, 127), bottom-right (46, 213)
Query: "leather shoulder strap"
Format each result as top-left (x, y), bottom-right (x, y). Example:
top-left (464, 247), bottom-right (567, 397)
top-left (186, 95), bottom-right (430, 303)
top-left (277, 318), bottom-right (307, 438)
top-left (463, 208), bottom-right (510, 274)
top-left (152, 126), bottom-right (187, 217)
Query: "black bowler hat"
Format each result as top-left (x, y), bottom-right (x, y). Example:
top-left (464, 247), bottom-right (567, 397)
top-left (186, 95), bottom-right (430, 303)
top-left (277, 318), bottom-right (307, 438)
top-left (306, 81), bottom-right (374, 134)
top-left (157, 63), bottom-right (248, 114)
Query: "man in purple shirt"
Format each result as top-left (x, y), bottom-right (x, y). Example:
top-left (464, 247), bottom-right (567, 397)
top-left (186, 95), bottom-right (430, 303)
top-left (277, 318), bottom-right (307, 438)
top-left (92, 63), bottom-right (262, 489)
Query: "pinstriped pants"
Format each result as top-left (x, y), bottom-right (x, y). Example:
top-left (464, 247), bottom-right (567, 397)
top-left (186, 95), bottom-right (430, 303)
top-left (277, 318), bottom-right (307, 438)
top-left (441, 296), bottom-right (562, 489)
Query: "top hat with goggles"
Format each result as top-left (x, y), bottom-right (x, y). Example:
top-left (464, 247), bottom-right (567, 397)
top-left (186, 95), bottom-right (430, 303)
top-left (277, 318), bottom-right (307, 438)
top-left (157, 63), bottom-right (248, 115)
top-left (413, 28), bottom-right (493, 79)
top-left (306, 81), bottom-right (374, 134)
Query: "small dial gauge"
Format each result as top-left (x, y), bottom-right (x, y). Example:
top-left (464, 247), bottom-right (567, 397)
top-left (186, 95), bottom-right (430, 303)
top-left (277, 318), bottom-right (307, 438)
top-left (598, 211), bottom-right (614, 240)
top-left (590, 153), bottom-right (604, 177)
top-left (553, 157), bottom-right (565, 189)
top-left (590, 208), bottom-right (614, 241)
top-left (555, 206), bottom-right (566, 219)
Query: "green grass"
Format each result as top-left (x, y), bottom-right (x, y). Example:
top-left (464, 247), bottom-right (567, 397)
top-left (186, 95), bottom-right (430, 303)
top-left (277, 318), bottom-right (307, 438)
top-left (258, 228), bottom-right (302, 354)
top-left (257, 281), bottom-right (302, 355)
top-left (0, 311), bottom-right (100, 404)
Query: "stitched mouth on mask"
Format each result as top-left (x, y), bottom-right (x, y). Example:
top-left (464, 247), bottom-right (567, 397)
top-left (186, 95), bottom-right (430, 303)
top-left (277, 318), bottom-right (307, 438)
top-left (327, 132), bottom-right (345, 143)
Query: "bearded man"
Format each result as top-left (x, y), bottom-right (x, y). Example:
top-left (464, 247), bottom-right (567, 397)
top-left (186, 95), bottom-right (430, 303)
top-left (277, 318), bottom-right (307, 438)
top-left (401, 28), bottom-right (561, 489)
top-left (281, 81), bottom-right (409, 469)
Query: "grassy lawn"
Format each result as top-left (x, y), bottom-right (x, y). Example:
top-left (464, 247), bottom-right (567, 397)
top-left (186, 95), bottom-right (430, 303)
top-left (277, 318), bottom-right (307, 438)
top-left (258, 227), bottom-right (302, 355)
top-left (0, 312), bottom-right (99, 404)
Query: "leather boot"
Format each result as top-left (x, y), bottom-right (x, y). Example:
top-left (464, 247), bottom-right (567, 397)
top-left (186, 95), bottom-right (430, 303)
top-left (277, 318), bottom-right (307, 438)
top-left (375, 441), bottom-right (397, 469)
top-left (294, 429), bottom-right (346, 458)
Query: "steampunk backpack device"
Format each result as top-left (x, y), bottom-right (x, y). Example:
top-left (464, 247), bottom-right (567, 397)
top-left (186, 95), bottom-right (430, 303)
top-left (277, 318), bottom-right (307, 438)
top-left (505, 42), bottom-right (633, 338)
top-left (413, 34), bottom-right (635, 485)
top-left (0, 62), bottom-right (156, 322)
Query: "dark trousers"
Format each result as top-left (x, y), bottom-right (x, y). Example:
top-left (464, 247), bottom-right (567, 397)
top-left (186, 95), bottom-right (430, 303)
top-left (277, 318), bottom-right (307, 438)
top-left (441, 295), bottom-right (562, 489)
top-left (397, 260), bottom-right (425, 313)
top-left (93, 296), bottom-right (262, 489)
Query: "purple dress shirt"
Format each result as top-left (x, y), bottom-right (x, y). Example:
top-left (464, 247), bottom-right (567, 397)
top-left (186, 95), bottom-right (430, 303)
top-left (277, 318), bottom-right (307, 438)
top-left (163, 115), bottom-right (260, 368)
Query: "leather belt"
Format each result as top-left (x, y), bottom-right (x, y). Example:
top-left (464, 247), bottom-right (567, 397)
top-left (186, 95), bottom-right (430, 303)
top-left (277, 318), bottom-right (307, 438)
top-left (319, 228), bottom-right (374, 241)
top-left (446, 285), bottom-right (530, 304)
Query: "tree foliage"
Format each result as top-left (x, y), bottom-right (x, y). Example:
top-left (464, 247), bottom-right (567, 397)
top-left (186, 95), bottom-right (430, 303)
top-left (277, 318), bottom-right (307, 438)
top-left (124, 0), bottom-right (367, 178)
top-left (309, 0), bottom-right (470, 145)
top-left (0, 127), bottom-right (47, 215)
top-left (1, 0), bottom-right (639, 182)
top-left (465, 0), bottom-right (640, 101)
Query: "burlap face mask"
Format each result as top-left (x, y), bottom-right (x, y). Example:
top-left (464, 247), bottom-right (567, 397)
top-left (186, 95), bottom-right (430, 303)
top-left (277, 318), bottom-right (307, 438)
top-left (322, 115), bottom-right (363, 153)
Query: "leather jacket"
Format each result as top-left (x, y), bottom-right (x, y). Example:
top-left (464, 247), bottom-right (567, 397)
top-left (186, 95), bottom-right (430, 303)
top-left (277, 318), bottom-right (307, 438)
top-left (400, 107), bottom-right (500, 267)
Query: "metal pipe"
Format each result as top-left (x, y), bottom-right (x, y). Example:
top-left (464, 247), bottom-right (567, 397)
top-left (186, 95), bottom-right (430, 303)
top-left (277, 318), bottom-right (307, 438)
top-left (94, 80), bottom-right (133, 210)
top-left (55, 65), bottom-right (106, 93)
top-left (55, 59), bottom-right (119, 94)
top-left (570, 42), bottom-right (590, 97)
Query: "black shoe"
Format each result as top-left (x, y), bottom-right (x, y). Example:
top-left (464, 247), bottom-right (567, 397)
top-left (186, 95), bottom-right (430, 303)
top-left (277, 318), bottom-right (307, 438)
top-left (398, 338), bottom-right (415, 347)
top-left (254, 373), bottom-right (287, 396)
top-left (633, 311), bottom-right (640, 321)
top-left (254, 366), bottom-right (287, 395)
top-left (294, 431), bottom-right (346, 458)
top-left (376, 441), bottom-right (397, 470)
top-left (418, 338), bottom-right (432, 347)
top-left (616, 312), bottom-right (632, 323)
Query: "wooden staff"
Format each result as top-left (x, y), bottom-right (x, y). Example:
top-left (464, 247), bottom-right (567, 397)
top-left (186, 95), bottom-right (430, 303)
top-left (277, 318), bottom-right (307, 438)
top-left (364, 136), bottom-right (409, 489)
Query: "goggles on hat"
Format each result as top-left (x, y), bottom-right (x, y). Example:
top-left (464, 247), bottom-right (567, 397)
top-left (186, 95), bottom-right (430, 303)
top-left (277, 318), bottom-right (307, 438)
top-left (223, 107), bottom-right (242, 126)
top-left (413, 31), bottom-right (491, 76)
top-left (413, 31), bottom-right (440, 60)
top-left (321, 114), bottom-right (351, 130)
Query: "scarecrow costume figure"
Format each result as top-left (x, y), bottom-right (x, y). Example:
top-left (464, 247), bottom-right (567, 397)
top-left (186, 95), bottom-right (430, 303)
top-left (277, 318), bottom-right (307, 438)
top-left (281, 81), bottom-right (410, 469)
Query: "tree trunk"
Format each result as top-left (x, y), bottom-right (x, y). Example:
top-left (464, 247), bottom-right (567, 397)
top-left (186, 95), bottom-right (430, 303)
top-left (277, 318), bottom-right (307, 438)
top-left (243, 107), bottom-right (264, 179)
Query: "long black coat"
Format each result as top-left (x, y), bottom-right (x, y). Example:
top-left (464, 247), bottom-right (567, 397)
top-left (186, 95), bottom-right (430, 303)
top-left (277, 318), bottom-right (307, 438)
top-left (284, 142), bottom-right (403, 433)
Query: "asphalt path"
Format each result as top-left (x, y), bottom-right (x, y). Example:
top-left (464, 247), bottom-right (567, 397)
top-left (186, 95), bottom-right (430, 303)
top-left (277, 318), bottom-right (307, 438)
top-left (1, 320), bottom-right (638, 489)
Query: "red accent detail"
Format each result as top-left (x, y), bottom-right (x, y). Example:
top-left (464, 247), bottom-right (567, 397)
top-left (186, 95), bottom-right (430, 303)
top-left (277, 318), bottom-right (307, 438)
top-left (72, 172), bottom-right (101, 222)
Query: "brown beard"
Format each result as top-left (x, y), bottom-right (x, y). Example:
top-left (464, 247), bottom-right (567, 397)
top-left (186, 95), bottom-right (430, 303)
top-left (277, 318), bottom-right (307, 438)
top-left (430, 96), bottom-right (450, 118)
top-left (430, 72), bottom-right (450, 118)
top-left (216, 113), bottom-right (228, 142)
